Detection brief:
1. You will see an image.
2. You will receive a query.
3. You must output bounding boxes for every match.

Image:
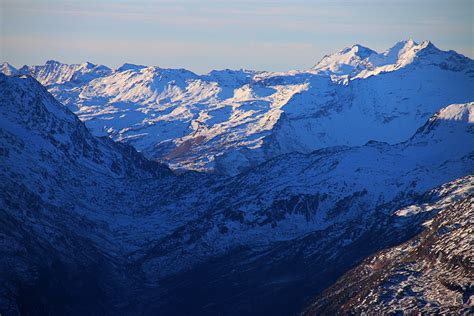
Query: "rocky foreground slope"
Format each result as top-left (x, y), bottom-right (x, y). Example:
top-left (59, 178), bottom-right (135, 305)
top-left (303, 195), bottom-right (473, 315)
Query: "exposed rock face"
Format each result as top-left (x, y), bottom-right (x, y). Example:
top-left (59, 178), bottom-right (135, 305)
top-left (303, 192), bottom-right (473, 315)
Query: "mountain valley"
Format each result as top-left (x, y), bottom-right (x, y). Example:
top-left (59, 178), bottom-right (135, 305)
top-left (1, 40), bottom-right (473, 315)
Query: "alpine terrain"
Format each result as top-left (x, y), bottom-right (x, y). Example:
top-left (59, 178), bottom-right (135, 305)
top-left (0, 40), bottom-right (473, 315)
top-left (3, 40), bottom-right (473, 174)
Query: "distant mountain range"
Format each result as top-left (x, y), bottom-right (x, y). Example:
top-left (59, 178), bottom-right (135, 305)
top-left (3, 40), bottom-right (473, 175)
top-left (1, 40), bottom-right (473, 315)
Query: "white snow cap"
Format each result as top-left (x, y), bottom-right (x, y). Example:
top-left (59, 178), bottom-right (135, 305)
top-left (436, 102), bottom-right (474, 123)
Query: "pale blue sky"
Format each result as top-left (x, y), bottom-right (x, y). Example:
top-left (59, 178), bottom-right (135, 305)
top-left (1, 0), bottom-right (472, 73)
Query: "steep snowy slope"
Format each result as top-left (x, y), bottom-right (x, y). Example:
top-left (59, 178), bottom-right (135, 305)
top-left (303, 195), bottom-right (473, 315)
top-left (0, 74), bottom-right (191, 314)
top-left (0, 74), bottom-right (170, 180)
top-left (10, 40), bottom-right (473, 174)
top-left (0, 73), bottom-right (222, 255)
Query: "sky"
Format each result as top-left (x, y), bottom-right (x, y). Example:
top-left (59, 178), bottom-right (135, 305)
top-left (1, 0), bottom-right (473, 73)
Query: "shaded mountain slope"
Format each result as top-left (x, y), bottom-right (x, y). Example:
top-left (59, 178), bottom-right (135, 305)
top-left (0, 73), bottom-right (472, 315)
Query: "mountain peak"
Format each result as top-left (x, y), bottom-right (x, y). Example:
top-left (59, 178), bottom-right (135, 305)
top-left (348, 44), bottom-right (377, 58)
top-left (45, 59), bottom-right (61, 65)
top-left (146, 66), bottom-right (198, 78)
top-left (81, 61), bottom-right (96, 69)
top-left (116, 63), bottom-right (146, 72)
top-left (368, 39), bottom-right (419, 67)
top-left (417, 40), bottom-right (441, 54)
top-left (0, 73), bottom-right (172, 179)
top-left (16, 60), bottom-right (112, 86)
top-left (0, 73), bottom-right (77, 124)
top-left (0, 62), bottom-right (18, 76)
top-left (388, 39), bottom-right (417, 52)
top-left (327, 43), bottom-right (377, 60)
top-left (396, 38), bottom-right (416, 46)
top-left (419, 39), bottom-right (434, 47)
top-left (434, 102), bottom-right (474, 123)
top-left (311, 39), bottom-right (457, 79)
top-left (312, 44), bottom-right (377, 75)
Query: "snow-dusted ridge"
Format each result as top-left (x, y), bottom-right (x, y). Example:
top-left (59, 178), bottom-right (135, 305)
top-left (18, 60), bottom-right (112, 86)
top-left (311, 39), bottom-right (437, 80)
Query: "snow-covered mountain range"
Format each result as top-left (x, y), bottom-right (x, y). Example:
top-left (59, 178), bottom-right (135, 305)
top-left (3, 40), bottom-right (473, 174)
top-left (1, 63), bottom-right (473, 315)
